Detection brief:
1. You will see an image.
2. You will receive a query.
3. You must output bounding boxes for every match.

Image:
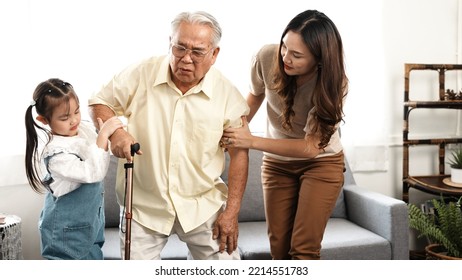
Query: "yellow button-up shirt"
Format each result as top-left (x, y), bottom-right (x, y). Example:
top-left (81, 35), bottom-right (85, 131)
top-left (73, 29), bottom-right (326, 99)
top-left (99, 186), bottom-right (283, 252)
top-left (89, 55), bottom-right (249, 234)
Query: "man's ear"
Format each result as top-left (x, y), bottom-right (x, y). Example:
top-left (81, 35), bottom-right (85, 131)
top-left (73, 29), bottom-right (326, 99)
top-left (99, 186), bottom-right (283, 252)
top-left (36, 115), bottom-right (48, 125)
top-left (210, 46), bottom-right (220, 65)
top-left (213, 46), bottom-right (220, 56)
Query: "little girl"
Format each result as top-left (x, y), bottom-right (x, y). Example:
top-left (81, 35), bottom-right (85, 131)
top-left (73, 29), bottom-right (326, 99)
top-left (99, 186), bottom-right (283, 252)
top-left (24, 78), bottom-right (123, 260)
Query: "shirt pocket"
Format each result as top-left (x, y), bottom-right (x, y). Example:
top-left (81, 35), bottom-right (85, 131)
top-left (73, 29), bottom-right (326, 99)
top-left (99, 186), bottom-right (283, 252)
top-left (178, 125), bottom-right (224, 197)
top-left (188, 125), bottom-right (223, 169)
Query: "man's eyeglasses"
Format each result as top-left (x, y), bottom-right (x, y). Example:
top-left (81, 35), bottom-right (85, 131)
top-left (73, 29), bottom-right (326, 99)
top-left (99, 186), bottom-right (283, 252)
top-left (171, 44), bottom-right (213, 63)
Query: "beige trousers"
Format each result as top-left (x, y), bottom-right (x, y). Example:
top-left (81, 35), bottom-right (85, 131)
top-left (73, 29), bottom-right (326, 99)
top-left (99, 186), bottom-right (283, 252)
top-left (119, 209), bottom-right (240, 260)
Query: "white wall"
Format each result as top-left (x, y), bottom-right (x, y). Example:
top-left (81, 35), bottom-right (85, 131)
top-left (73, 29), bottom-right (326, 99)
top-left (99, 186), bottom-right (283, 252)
top-left (1, 0), bottom-right (460, 259)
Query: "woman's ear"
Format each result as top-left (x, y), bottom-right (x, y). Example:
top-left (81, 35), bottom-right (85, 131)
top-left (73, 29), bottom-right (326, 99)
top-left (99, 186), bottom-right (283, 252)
top-left (36, 115), bottom-right (48, 125)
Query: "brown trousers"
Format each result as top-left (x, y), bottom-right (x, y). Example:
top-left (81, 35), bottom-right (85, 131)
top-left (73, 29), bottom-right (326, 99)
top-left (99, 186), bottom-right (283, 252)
top-left (261, 151), bottom-right (344, 260)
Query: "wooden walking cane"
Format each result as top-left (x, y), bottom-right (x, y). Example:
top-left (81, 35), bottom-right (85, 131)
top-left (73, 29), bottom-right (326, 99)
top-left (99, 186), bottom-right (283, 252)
top-left (124, 143), bottom-right (140, 260)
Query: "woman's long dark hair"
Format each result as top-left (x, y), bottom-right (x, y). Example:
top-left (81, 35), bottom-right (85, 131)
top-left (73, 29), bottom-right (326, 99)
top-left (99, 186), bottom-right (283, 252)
top-left (24, 78), bottom-right (78, 193)
top-left (271, 10), bottom-right (348, 149)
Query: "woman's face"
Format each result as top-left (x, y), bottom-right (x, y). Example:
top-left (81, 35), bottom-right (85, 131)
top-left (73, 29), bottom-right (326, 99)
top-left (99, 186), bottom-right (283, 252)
top-left (280, 30), bottom-right (318, 83)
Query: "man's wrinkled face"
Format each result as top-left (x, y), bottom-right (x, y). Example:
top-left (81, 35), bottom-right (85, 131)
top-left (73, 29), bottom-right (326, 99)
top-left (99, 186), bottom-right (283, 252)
top-left (169, 22), bottom-right (219, 93)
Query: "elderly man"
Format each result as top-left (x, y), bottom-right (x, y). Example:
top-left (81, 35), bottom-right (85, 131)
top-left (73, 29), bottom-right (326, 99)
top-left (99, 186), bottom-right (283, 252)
top-left (88, 11), bottom-right (249, 260)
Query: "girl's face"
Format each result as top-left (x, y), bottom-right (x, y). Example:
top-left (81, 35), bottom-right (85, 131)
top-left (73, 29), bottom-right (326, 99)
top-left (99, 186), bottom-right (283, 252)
top-left (280, 30), bottom-right (318, 84)
top-left (47, 97), bottom-right (81, 137)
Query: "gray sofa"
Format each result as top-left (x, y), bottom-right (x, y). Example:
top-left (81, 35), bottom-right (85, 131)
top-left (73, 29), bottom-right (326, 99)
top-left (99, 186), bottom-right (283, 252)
top-left (102, 150), bottom-right (409, 260)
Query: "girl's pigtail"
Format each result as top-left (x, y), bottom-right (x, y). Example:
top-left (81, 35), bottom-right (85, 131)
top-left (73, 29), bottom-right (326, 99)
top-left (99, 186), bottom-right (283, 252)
top-left (24, 104), bottom-right (46, 193)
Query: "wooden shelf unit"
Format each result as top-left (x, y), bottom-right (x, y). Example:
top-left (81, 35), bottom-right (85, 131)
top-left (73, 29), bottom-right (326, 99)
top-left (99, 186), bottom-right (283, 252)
top-left (402, 63), bottom-right (462, 203)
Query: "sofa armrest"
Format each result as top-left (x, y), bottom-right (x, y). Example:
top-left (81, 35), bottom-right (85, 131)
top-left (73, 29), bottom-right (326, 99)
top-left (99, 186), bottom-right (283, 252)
top-left (343, 184), bottom-right (409, 259)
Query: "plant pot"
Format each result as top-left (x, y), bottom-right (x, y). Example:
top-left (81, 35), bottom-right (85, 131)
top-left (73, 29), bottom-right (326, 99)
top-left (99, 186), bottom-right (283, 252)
top-left (451, 167), bottom-right (462, 183)
top-left (425, 244), bottom-right (462, 260)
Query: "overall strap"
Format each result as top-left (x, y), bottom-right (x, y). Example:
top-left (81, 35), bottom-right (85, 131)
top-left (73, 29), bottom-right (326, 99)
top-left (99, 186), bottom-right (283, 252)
top-left (43, 152), bottom-right (82, 194)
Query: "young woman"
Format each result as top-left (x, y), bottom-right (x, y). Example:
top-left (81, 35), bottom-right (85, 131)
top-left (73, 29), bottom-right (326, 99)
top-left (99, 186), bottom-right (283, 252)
top-left (221, 10), bottom-right (348, 259)
top-left (25, 78), bottom-right (123, 259)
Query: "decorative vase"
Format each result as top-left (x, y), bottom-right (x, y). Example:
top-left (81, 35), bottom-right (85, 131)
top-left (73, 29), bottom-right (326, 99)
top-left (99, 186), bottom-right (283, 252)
top-left (425, 244), bottom-right (461, 260)
top-left (451, 167), bottom-right (462, 183)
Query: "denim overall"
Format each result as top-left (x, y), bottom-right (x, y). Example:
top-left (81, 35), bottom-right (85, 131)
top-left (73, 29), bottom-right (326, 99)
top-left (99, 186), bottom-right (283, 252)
top-left (39, 154), bottom-right (105, 260)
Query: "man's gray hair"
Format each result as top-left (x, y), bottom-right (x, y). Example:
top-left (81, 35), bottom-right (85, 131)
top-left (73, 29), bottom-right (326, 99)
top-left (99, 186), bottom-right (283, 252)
top-left (171, 11), bottom-right (222, 47)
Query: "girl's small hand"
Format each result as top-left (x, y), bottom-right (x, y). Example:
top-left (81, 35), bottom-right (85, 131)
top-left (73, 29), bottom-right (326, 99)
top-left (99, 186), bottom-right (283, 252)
top-left (221, 116), bottom-right (253, 149)
top-left (97, 117), bottom-right (124, 139)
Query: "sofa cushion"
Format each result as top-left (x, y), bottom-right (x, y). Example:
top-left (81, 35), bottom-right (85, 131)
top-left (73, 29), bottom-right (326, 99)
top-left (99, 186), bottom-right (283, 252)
top-left (237, 221), bottom-right (271, 260)
top-left (104, 155), bottom-right (120, 228)
top-left (320, 218), bottom-right (391, 259)
top-left (330, 156), bottom-right (356, 219)
top-left (160, 234), bottom-right (189, 260)
top-left (330, 191), bottom-right (346, 218)
top-left (238, 218), bottom-right (391, 260)
top-left (102, 227), bottom-right (121, 260)
top-left (228, 150), bottom-right (267, 222)
top-left (221, 150), bottom-right (347, 221)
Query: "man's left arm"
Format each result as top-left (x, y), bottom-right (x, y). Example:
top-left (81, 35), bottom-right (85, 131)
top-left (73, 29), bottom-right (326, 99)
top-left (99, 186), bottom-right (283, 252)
top-left (213, 147), bottom-right (249, 254)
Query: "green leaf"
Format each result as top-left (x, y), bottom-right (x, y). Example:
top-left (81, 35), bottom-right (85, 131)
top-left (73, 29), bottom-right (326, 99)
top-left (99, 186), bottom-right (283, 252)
top-left (408, 197), bottom-right (462, 258)
top-left (448, 149), bottom-right (462, 169)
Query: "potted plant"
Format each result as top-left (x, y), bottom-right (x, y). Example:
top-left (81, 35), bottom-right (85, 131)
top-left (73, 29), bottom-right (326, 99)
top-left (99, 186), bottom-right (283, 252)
top-left (408, 196), bottom-right (462, 259)
top-left (448, 148), bottom-right (462, 183)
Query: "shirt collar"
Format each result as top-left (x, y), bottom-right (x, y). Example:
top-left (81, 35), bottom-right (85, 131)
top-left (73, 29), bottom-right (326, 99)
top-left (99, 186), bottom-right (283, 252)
top-left (153, 55), bottom-right (214, 99)
top-left (152, 56), bottom-right (170, 87)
